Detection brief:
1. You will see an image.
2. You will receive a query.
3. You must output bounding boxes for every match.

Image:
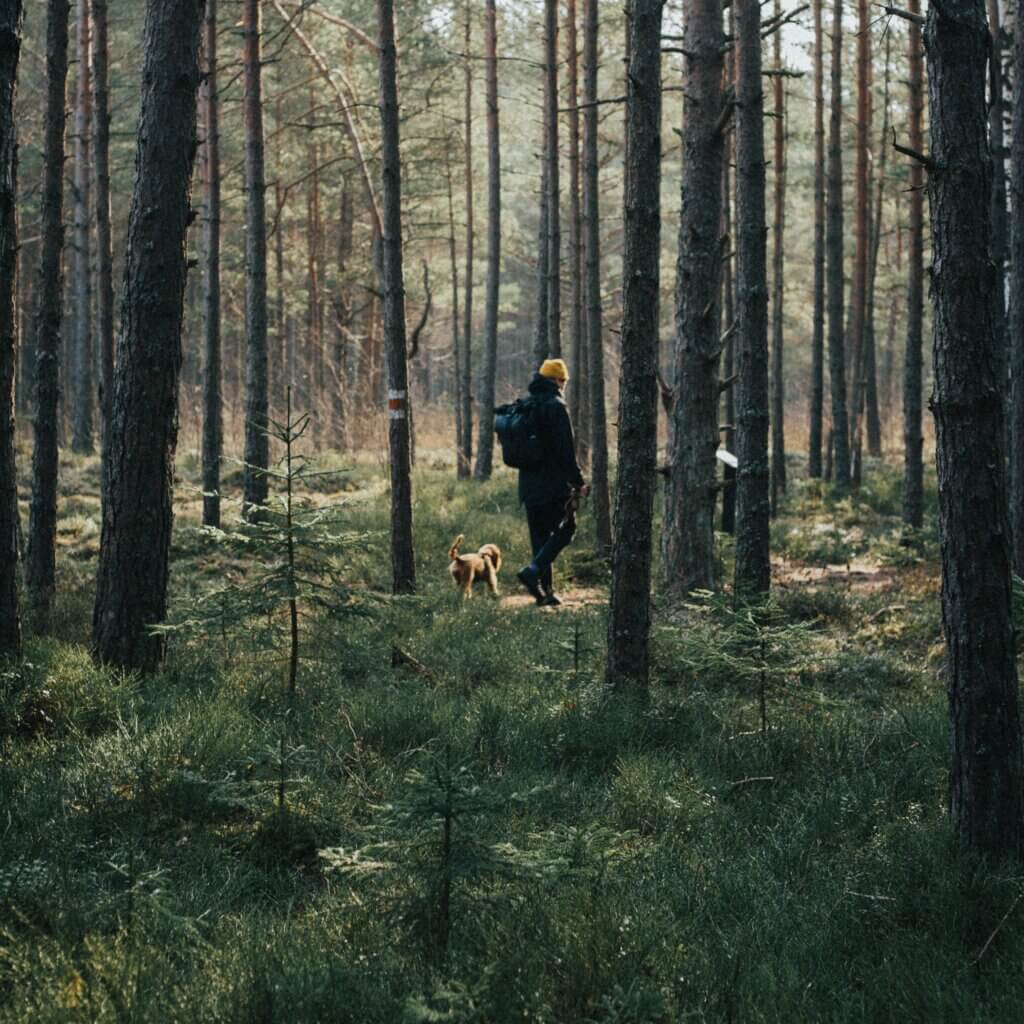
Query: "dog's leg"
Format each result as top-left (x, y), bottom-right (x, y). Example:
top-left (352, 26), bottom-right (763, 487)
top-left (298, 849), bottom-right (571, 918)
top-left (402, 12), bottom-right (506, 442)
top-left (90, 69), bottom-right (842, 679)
top-left (486, 562), bottom-right (498, 596)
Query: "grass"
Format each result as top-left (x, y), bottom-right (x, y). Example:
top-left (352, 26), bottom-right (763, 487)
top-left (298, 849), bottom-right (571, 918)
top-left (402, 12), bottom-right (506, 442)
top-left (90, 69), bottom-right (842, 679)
top-left (2, 447), bottom-right (1024, 1022)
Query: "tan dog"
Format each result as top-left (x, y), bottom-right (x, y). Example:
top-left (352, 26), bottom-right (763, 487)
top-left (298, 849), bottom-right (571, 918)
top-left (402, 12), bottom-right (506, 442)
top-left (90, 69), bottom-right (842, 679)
top-left (448, 534), bottom-right (502, 598)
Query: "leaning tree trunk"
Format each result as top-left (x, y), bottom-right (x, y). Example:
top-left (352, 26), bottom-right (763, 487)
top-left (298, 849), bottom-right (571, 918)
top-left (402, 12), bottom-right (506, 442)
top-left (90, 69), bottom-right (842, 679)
top-left (583, 0), bottom-right (611, 554)
top-left (91, 0), bottom-right (113, 447)
top-left (662, 0), bottom-right (723, 597)
top-left (1012, 0), bottom-right (1024, 572)
top-left (927, 0), bottom-right (1022, 855)
top-left (241, 0), bottom-right (269, 516)
top-left (826, 0), bottom-right (850, 489)
top-left (808, 0), bottom-right (825, 479)
top-left (733, 0), bottom-right (770, 599)
top-left (201, 0), bottom-right (222, 528)
top-left (378, 0), bottom-right (415, 593)
top-left (92, 0), bottom-right (204, 671)
top-left (459, 3), bottom-right (473, 478)
top-left (607, 0), bottom-right (661, 692)
top-left (0, 0), bottom-right (24, 655)
top-left (544, 0), bottom-right (561, 359)
top-left (769, 1), bottom-right (787, 514)
top-left (71, 0), bottom-right (92, 455)
top-left (473, 0), bottom-right (500, 481)
top-left (25, 0), bottom-right (69, 630)
top-left (903, 0), bottom-right (925, 530)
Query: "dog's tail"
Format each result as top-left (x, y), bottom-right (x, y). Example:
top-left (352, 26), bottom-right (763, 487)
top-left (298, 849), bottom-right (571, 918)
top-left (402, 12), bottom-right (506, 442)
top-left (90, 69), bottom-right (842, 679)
top-left (448, 534), bottom-right (464, 561)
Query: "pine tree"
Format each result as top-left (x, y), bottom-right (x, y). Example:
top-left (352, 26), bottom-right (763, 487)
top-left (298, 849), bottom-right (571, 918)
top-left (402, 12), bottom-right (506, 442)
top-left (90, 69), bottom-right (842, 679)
top-left (92, 0), bottom-right (205, 670)
top-left (607, 0), bottom-right (662, 690)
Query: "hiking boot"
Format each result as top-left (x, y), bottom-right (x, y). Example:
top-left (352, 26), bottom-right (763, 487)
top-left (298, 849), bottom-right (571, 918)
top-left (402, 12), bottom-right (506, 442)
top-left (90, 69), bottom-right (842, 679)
top-left (539, 593), bottom-right (562, 607)
top-left (517, 565), bottom-right (545, 602)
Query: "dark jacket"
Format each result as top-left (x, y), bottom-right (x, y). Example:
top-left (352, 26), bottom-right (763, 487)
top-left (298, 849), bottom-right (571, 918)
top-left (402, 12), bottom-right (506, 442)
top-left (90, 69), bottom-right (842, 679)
top-left (518, 374), bottom-right (585, 509)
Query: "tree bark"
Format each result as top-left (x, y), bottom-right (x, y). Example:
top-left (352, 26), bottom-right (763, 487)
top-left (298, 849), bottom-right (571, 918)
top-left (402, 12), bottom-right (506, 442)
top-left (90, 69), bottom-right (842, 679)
top-left (607, 0), bottom-right (661, 691)
top-left (443, 133), bottom-right (463, 471)
top-left (202, 0), bottom-right (222, 528)
top-left (927, 0), bottom-right (1022, 854)
top-left (903, 0), bottom-right (925, 529)
top-left (808, 0), bottom-right (826, 478)
top-left (1012, 0), bottom-right (1024, 571)
top-left (91, 0), bottom-right (112, 447)
top-left (769, 0), bottom-right (787, 514)
top-left (25, 0), bottom-right (69, 629)
top-left (473, 0), bottom-right (500, 481)
top-left (721, 0), bottom-right (737, 534)
top-left (566, 0), bottom-right (588, 464)
top-left (583, 0), bottom-right (611, 553)
top-left (459, 4), bottom-right (474, 478)
top-left (242, 0), bottom-right (269, 516)
top-left (533, 156), bottom-right (550, 366)
top-left (733, 0), bottom-right (770, 599)
top-left (846, 0), bottom-right (871, 487)
top-left (662, 0), bottom-right (723, 596)
top-left (826, 0), bottom-right (851, 489)
top-left (864, 32), bottom-right (891, 459)
top-left (377, 0), bottom-right (415, 593)
top-left (0, 0), bottom-right (24, 655)
top-left (544, 0), bottom-right (561, 359)
top-left (71, 0), bottom-right (93, 455)
top-left (91, 0), bottom-right (204, 671)
top-left (986, 0), bottom-right (1007, 417)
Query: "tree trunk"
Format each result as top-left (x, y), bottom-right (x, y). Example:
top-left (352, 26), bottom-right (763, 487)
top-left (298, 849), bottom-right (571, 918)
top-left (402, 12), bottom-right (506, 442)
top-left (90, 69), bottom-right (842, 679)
top-left (91, 0), bottom-right (112, 447)
top-left (721, 152), bottom-right (736, 535)
top-left (769, 0), bottom-right (787, 515)
top-left (377, 0), bottom-right (415, 593)
top-left (332, 178), bottom-right (353, 451)
top-left (533, 156), bottom-right (550, 366)
top-left (826, 0), bottom-right (851, 489)
top-left (92, 0), bottom-right (204, 671)
top-left (986, 0), bottom-right (1007, 417)
top-left (864, 32), bottom-right (891, 459)
top-left (566, 0), bottom-right (588, 463)
top-left (583, 0), bottom-right (611, 553)
top-left (721, 0), bottom-right (737, 534)
top-left (607, 0), bottom-right (661, 691)
top-left (242, 0), bottom-right (269, 516)
top-left (202, 0), bottom-right (222, 528)
top-left (25, 0), bottom-right (69, 630)
top-left (662, 0), bottom-right (723, 596)
top-left (808, 0), bottom-right (825, 478)
top-left (71, 0), bottom-right (93, 454)
top-left (733, 0), bottom-right (770, 599)
top-left (927, 0), bottom-right (1022, 854)
top-left (459, 3), bottom-right (474, 478)
top-left (443, 134), bottom-right (463, 472)
top-left (847, 0), bottom-right (871, 486)
top-left (1012, 0), bottom-right (1024, 572)
top-left (473, 0), bottom-right (500, 481)
top-left (0, 0), bottom-right (24, 655)
top-left (903, 0), bottom-right (925, 529)
top-left (544, 0), bottom-right (561, 359)
top-left (305, 106), bottom-right (321, 429)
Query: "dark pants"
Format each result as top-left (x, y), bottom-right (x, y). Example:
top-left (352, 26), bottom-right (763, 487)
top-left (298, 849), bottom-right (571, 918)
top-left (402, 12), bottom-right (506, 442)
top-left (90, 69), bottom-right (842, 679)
top-left (526, 498), bottom-right (577, 594)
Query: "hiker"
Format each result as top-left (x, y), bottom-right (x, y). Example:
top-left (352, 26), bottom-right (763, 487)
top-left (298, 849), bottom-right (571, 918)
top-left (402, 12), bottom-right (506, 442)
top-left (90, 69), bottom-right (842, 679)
top-left (514, 359), bottom-right (589, 607)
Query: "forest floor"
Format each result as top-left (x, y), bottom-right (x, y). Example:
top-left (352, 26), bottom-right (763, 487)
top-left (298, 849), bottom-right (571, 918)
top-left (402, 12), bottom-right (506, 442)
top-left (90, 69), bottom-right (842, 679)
top-left (2, 444), bottom-right (1024, 1023)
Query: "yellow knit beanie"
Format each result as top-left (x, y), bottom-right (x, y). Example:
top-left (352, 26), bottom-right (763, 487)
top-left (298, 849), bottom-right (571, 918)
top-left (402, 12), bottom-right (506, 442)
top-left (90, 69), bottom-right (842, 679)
top-left (539, 358), bottom-right (569, 382)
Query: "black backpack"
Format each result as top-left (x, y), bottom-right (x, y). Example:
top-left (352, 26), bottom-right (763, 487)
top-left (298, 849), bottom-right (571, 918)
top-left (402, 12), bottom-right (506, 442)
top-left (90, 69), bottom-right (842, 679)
top-left (494, 396), bottom-right (545, 469)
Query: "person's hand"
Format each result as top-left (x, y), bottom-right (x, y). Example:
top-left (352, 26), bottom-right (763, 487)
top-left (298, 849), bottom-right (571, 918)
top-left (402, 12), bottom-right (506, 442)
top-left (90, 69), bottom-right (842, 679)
top-left (577, 484), bottom-right (591, 498)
